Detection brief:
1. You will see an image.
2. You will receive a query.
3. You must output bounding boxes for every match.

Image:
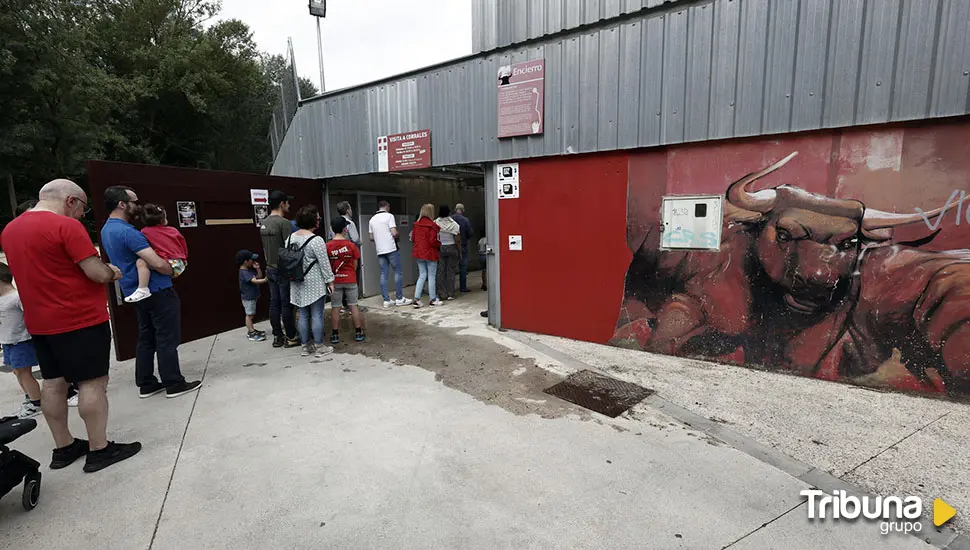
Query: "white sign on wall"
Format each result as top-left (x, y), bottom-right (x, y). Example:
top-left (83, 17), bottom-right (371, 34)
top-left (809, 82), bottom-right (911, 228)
top-left (508, 235), bottom-right (523, 251)
top-left (497, 162), bottom-right (520, 199)
top-left (660, 195), bottom-right (723, 250)
top-left (250, 189), bottom-right (269, 206)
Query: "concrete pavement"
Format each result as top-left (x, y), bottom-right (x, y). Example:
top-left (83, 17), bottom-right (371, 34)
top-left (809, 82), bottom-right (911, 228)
top-left (0, 286), bottom-right (964, 549)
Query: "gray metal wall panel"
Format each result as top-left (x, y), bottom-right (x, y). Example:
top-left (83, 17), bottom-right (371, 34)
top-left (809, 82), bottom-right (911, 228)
top-left (565, 0), bottom-right (582, 30)
top-left (547, 0), bottom-right (565, 38)
top-left (638, 12), bottom-right (664, 147)
top-left (604, 0), bottom-right (623, 20)
top-left (762, 0), bottom-right (797, 134)
top-left (598, 25), bottom-right (621, 149)
top-left (617, 20), bottom-right (642, 147)
top-left (856, 0), bottom-right (901, 125)
top-left (584, 0), bottom-right (602, 25)
top-left (791, 0), bottom-right (830, 131)
top-left (579, 32), bottom-right (601, 151)
top-left (684, 3), bottom-right (713, 141)
top-left (529, 0), bottom-right (547, 39)
top-left (822, 0), bottom-right (864, 127)
top-left (892, 0), bottom-right (939, 120)
top-left (513, 1), bottom-right (530, 46)
top-left (562, 36), bottom-right (581, 152)
top-left (931, 0), bottom-right (970, 117)
top-left (735, 0), bottom-right (768, 136)
top-left (709, 0), bottom-right (740, 138)
top-left (661, 9), bottom-right (688, 144)
top-left (274, 0), bottom-right (970, 179)
top-left (544, 40), bottom-right (565, 156)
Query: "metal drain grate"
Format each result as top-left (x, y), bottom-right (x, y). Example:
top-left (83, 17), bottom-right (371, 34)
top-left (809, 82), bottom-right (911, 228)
top-left (543, 370), bottom-right (654, 418)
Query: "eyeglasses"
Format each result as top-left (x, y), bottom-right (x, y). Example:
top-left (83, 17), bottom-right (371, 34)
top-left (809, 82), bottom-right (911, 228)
top-left (70, 196), bottom-right (91, 215)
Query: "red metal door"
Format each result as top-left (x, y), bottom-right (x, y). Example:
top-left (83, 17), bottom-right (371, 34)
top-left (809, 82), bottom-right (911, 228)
top-left (87, 161), bottom-right (320, 360)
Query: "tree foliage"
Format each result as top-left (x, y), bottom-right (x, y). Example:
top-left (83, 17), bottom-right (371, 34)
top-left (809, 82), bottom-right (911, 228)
top-left (0, 0), bottom-right (307, 226)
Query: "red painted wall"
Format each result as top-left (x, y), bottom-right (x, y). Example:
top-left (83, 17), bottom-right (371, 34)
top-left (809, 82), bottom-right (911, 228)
top-left (499, 152), bottom-right (631, 343)
top-left (499, 116), bottom-right (970, 399)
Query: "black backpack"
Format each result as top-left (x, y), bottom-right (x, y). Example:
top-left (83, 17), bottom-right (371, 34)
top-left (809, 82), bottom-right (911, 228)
top-left (278, 235), bottom-right (318, 282)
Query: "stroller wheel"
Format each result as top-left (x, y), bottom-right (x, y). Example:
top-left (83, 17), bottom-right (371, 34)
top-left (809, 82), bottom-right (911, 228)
top-left (22, 472), bottom-right (41, 511)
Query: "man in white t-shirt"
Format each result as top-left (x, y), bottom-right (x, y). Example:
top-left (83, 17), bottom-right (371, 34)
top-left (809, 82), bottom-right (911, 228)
top-left (368, 201), bottom-right (412, 307)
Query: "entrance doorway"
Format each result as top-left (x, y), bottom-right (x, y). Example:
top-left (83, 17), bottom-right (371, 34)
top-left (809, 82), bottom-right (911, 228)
top-left (357, 193), bottom-right (415, 298)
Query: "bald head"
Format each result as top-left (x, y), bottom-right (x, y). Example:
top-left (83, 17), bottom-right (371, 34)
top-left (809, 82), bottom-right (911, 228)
top-left (39, 179), bottom-right (85, 201)
top-left (36, 178), bottom-right (88, 219)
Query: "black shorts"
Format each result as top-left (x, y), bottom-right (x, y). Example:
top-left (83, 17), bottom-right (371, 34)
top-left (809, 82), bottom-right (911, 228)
top-left (33, 322), bottom-right (112, 383)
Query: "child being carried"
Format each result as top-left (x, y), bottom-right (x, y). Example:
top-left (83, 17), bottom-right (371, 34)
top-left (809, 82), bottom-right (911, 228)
top-left (125, 204), bottom-right (188, 303)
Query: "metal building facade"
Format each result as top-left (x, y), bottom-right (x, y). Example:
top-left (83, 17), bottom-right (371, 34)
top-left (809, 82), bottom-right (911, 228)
top-left (272, 0), bottom-right (970, 180)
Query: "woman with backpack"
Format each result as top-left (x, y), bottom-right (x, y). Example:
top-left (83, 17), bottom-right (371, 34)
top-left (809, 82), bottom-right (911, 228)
top-left (411, 203), bottom-right (442, 308)
top-left (285, 205), bottom-right (335, 357)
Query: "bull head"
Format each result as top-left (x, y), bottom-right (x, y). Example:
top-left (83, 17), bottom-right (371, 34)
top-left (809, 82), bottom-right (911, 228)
top-left (724, 152), bottom-right (946, 314)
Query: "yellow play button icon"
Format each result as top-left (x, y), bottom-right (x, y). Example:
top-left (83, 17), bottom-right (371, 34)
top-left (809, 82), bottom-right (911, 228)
top-left (934, 498), bottom-right (957, 527)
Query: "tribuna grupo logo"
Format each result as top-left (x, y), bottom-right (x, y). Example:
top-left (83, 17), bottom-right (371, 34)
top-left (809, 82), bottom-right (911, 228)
top-left (801, 490), bottom-right (957, 535)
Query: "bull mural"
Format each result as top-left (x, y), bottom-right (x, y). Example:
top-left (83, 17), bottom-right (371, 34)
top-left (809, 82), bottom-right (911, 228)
top-left (612, 151), bottom-right (970, 398)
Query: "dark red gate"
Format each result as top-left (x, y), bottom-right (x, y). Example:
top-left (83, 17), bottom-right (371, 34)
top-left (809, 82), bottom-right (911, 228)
top-left (87, 161), bottom-right (320, 360)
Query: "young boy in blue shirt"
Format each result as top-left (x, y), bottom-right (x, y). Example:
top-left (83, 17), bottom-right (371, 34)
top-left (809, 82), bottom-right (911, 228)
top-left (237, 250), bottom-right (268, 342)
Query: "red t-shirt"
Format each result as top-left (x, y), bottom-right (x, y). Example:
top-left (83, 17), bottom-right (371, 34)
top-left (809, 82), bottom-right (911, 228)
top-left (141, 225), bottom-right (188, 260)
top-left (326, 239), bottom-right (360, 284)
top-left (0, 211), bottom-right (109, 335)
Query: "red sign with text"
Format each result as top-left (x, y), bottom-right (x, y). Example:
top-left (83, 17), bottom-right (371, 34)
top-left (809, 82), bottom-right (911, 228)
top-left (378, 129), bottom-right (432, 172)
top-left (498, 60), bottom-right (545, 138)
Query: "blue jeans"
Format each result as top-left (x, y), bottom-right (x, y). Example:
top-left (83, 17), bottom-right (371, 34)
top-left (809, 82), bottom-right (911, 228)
top-left (415, 259), bottom-right (438, 302)
top-left (459, 249), bottom-right (469, 291)
top-left (378, 250), bottom-right (404, 301)
top-left (298, 297), bottom-right (327, 345)
top-left (266, 267), bottom-right (295, 339)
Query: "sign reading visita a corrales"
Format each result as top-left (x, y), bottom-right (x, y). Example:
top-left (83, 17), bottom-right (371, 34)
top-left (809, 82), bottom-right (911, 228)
top-left (377, 129), bottom-right (432, 172)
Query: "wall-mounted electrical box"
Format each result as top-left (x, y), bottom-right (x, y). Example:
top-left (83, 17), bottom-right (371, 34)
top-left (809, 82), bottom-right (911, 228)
top-left (660, 195), bottom-right (723, 250)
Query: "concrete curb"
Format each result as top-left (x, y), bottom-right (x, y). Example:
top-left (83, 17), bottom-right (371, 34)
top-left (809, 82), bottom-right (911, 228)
top-left (501, 329), bottom-right (970, 549)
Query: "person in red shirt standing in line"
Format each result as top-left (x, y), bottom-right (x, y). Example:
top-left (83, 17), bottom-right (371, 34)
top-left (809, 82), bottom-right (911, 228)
top-left (0, 179), bottom-right (142, 473)
top-left (326, 217), bottom-right (365, 344)
top-left (124, 204), bottom-right (188, 303)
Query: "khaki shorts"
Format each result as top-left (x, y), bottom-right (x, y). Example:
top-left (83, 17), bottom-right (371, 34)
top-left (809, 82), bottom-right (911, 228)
top-left (330, 284), bottom-right (358, 307)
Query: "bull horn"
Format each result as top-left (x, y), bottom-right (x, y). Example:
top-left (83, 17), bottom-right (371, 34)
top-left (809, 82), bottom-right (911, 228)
top-left (725, 152), bottom-right (798, 213)
top-left (862, 206), bottom-right (947, 230)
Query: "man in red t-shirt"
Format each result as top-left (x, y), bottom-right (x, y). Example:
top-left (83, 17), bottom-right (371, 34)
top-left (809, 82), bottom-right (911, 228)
top-left (0, 179), bottom-right (142, 473)
top-left (326, 217), bottom-right (364, 344)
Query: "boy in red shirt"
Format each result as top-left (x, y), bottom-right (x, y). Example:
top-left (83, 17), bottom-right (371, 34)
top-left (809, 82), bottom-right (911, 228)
top-left (126, 204), bottom-right (188, 303)
top-left (327, 217), bottom-right (365, 344)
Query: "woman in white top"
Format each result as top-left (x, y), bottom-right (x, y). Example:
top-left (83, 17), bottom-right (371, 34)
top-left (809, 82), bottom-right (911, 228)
top-left (288, 205), bottom-right (336, 357)
top-left (435, 205), bottom-right (462, 300)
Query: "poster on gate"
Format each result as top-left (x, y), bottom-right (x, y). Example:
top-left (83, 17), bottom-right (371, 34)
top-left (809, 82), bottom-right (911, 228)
top-left (497, 59), bottom-right (545, 138)
top-left (176, 201), bottom-right (198, 228)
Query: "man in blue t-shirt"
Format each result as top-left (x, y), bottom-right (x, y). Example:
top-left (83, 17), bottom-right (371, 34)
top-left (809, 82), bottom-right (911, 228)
top-left (100, 186), bottom-right (201, 399)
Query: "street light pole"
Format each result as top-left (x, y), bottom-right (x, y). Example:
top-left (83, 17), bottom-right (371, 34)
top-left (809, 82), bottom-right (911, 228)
top-left (316, 16), bottom-right (326, 92)
top-left (309, 0), bottom-right (327, 93)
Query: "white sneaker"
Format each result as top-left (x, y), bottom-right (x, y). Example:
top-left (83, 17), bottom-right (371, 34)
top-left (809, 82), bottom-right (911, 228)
top-left (383, 300), bottom-right (393, 308)
top-left (446, 296), bottom-right (455, 301)
top-left (395, 298), bottom-right (413, 306)
top-left (301, 343), bottom-right (315, 357)
top-left (124, 287), bottom-right (152, 303)
top-left (67, 394), bottom-right (79, 407)
top-left (15, 400), bottom-right (41, 419)
top-left (314, 346), bottom-right (334, 358)
top-left (413, 300), bottom-right (423, 308)
top-left (430, 299), bottom-right (443, 306)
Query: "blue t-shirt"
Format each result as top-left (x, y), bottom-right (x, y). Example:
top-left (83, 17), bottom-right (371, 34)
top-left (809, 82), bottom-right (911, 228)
top-left (239, 269), bottom-right (260, 300)
top-left (453, 213), bottom-right (473, 252)
top-left (101, 218), bottom-right (173, 296)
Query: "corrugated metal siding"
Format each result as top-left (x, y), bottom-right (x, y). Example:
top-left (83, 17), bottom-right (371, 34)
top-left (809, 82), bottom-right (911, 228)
top-left (273, 0), bottom-right (970, 179)
top-left (472, 0), bottom-right (688, 52)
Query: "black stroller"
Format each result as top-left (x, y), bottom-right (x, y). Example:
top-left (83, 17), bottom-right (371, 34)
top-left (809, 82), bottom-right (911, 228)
top-left (0, 416), bottom-right (41, 511)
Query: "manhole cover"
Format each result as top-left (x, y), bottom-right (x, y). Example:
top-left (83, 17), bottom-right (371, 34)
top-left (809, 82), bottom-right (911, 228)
top-left (543, 370), bottom-right (654, 418)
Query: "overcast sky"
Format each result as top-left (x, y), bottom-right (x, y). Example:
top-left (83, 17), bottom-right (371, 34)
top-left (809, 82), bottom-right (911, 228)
top-left (215, 0), bottom-right (473, 93)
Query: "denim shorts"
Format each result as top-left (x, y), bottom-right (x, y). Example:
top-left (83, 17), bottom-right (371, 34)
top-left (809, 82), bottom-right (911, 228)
top-left (2, 340), bottom-right (38, 370)
top-left (242, 299), bottom-right (257, 316)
